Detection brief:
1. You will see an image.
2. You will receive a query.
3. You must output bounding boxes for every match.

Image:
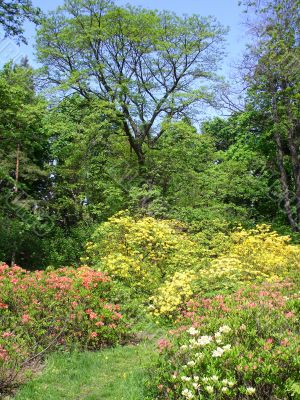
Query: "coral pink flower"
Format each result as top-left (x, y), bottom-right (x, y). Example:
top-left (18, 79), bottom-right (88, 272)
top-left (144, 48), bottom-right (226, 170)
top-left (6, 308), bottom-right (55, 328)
top-left (21, 314), bottom-right (31, 323)
top-left (89, 312), bottom-right (97, 320)
top-left (285, 311), bottom-right (294, 318)
top-left (2, 332), bottom-right (13, 338)
top-left (0, 346), bottom-right (8, 360)
top-left (157, 338), bottom-right (172, 352)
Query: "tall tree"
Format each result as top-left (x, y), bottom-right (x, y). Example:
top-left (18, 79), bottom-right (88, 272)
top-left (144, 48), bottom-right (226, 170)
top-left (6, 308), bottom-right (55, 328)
top-left (37, 0), bottom-right (226, 168)
top-left (242, 0), bottom-right (300, 230)
top-left (0, 62), bottom-right (50, 266)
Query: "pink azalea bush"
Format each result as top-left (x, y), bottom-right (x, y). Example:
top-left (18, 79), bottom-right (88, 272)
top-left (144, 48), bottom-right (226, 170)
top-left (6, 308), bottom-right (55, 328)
top-left (0, 263), bottom-right (128, 394)
top-left (150, 281), bottom-right (300, 399)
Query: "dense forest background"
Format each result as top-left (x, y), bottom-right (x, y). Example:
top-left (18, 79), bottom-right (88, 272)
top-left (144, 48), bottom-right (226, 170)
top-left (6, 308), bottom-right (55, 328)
top-left (0, 0), bottom-right (299, 269)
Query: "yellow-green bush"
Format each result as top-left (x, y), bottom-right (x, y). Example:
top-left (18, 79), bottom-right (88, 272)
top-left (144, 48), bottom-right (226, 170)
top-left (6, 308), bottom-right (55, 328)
top-left (84, 212), bottom-right (199, 293)
top-left (85, 218), bottom-right (300, 318)
top-left (152, 224), bottom-right (300, 316)
top-left (199, 224), bottom-right (300, 288)
top-left (150, 270), bottom-right (195, 317)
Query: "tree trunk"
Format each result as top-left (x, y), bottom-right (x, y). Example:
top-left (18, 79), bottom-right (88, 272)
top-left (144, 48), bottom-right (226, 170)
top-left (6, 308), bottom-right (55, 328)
top-left (122, 120), bottom-right (145, 166)
top-left (282, 79), bottom-right (300, 226)
top-left (11, 143), bottom-right (20, 267)
top-left (274, 132), bottom-right (298, 231)
top-left (287, 127), bottom-right (300, 226)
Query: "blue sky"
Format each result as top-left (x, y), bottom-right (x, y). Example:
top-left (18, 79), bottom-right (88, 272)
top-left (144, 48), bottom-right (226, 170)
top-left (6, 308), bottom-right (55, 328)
top-left (0, 0), bottom-right (248, 81)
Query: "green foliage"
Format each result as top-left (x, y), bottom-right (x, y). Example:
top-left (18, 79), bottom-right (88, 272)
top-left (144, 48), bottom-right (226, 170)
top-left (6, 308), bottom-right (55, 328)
top-left (0, 62), bottom-right (48, 187)
top-left (36, 0), bottom-right (226, 164)
top-left (0, 62), bottom-right (51, 268)
top-left (45, 95), bottom-right (130, 226)
top-left (0, 0), bottom-right (41, 43)
top-left (41, 224), bottom-right (93, 268)
top-left (242, 0), bottom-right (300, 230)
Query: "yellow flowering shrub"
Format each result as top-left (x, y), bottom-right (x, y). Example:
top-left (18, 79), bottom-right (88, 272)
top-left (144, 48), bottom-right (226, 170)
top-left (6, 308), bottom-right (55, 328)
top-left (150, 270), bottom-right (195, 317)
top-left (85, 218), bottom-right (300, 316)
top-left (199, 224), bottom-right (300, 287)
top-left (85, 212), bottom-right (199, 293)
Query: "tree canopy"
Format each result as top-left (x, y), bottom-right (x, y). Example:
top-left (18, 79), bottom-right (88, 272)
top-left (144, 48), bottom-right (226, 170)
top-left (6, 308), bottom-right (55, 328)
top-left (0, 0), bottom-right (41, 43)
top-left (37, 0), bottom-right (226, 165)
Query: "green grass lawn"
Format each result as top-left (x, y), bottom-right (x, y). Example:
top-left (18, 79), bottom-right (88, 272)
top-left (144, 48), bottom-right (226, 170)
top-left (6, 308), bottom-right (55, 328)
top-left (12, 342), bottom-right (157, 400)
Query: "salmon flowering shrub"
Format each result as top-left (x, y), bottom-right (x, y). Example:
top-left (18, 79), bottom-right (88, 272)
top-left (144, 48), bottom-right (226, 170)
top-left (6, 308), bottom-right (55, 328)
top-left (84, 212), bottom-right (199, 294)
top-left (0, 263), bottom-right (128, 394)
top-left (149, 281), bottom-right (300, 399)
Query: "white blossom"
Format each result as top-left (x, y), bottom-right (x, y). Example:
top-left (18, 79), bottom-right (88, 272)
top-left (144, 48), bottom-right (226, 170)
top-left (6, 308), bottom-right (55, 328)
top-left (187, 327), bottom-right (199, 336)
top-left (245, 387), bottom-right (256, 395)
top-left (212, 347), bottom-right (225, 357)
top-left (219, 325), bottom-right (231, 333)
top-left (187, 361), bottom-right (196, 367)
top-left (182, 388), bottom-right (194, 399)
top-left (197, 335), bottom-right (213, 346)
top-left (205, 385), bottom-right (214, 394)
top-left (195, 352), bottom-right (204, 360)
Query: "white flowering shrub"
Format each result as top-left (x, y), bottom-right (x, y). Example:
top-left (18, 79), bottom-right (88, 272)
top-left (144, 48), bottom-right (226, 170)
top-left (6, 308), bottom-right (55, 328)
top-left (148, 282), bottom-right (300, 399)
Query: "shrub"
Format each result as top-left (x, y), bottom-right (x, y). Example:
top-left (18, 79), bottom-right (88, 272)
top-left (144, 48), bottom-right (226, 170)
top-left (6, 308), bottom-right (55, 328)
top-left (150, 271), bottom-right (196, 318)
top-left (149, 224), bottom-right (300, 317)
top-left (0, 263), bottom-right (128, 395)
top-left (149, 281), bottom-right (300, 399)
top-left (84, 212), bottom-right (199, 294)
top-left (85, 219), bottom-right (300, 318)
top-left (197, 224), bottom-right (300, 292)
